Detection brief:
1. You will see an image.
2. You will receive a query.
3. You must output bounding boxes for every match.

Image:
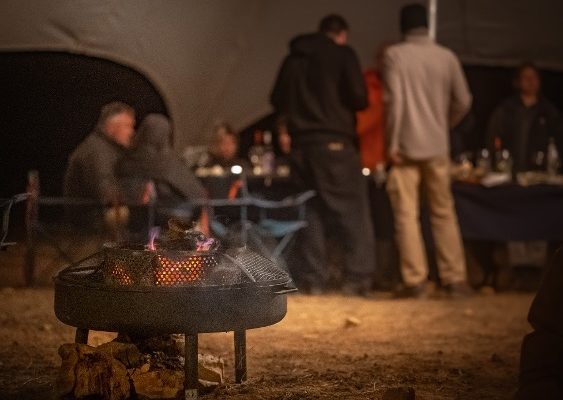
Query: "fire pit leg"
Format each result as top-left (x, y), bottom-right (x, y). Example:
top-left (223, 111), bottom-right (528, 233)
top-left (74, 328), bottom-right (89, 344)
top-left (234, 330), bottom-right (247, 383)
top-left (184, 333), bottom-right (198, 400)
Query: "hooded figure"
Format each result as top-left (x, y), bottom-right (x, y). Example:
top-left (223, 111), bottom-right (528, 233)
top-left (271, 32), bottom-right (367, 142)
top-left (269, 15), bottom-right (375, 297)
top-left (116, 114), bottom-right (206, 206)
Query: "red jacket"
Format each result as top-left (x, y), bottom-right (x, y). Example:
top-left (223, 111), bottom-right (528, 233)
top-left (356, 69), bottom-right (386, 169)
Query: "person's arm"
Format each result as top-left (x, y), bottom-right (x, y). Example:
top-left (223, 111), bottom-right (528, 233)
top-left (342, 47), bottom-right (368, 111)
top-left (382, 49), bottom-right (403, 161)
top-left (449, 54), bottom-right (472, 128)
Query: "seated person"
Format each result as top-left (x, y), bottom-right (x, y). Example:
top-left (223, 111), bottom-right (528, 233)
top-left (197, 123), bottom-right (248, 171)
top-left (487, 62), bottom-right (563, 174)
top-left (64, 102), bottom-right (135, 204)
top-left (116, 113), bottom-right (206, 209)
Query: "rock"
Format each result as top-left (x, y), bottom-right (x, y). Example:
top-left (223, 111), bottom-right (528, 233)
top-left (98, 341), bottom-right (143, 368)
top-left (344, 317), bottom-right (361, 328)
top-left (463, 308), bottom-right (475, 317)
top-left (131, 369), bottom-right (184, 400)
top-left (56, 343), bottom-right (130, 400)
top-left (382, 387), bottom-right (416, 400)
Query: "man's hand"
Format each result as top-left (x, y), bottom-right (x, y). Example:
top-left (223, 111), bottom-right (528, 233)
top-left (388, 151), bottom-right (404, 165)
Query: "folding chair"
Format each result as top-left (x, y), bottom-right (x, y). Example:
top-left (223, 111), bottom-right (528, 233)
top-left (248, 191), bottom-right (316, 263)
top-left (1, 193), bottom-right (29, 250)
top-left (207, 176), bottom-right (315, 269)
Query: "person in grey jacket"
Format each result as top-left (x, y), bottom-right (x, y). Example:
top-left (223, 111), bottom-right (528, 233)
top-left (64, 102), bottom-right (136, 204)
top-left (384, 4), bottom-right (472, 298)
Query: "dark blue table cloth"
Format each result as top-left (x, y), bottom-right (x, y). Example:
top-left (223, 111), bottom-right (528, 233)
top-left (453, 183), bottom-right (563, 241)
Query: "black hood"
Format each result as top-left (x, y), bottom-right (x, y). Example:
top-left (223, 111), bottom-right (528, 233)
top-left (289, 33), bottom-right (331, 56)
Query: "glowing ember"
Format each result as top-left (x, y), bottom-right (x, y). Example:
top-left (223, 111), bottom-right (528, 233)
top-left (154, 254), bottom-right (217, 286)
top-left (110, 264), bottom-right (133, 285)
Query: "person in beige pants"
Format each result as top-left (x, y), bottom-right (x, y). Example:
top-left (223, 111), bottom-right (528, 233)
top-left (384, 4), bottom-right (472, 297)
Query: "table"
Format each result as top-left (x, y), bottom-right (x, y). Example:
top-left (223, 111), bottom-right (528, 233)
top-left (453, 183), bottom-right (563, 241)
top-left (371, 182), bottom-right (563, 242)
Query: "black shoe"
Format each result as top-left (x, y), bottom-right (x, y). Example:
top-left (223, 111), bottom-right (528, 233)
top-left (341, 281), bottom-right (374, 298)
top-left (443, 282), bottom-right (473, 298)
top-left (393, 283), bottom-right (428, 299)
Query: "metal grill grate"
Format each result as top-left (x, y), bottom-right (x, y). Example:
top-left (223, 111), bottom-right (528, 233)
top-left (109, 263), bottom-right (134, 286)
top-left (154, 254), bottom-right (217, 286)
top-left (232, 249), bottom-right (290, 283)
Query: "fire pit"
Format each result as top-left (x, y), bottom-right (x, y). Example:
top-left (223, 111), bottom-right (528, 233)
top-left (54, 226), bottom-right (296, 399)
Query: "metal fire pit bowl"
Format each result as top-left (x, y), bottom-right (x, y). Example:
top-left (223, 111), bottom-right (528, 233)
top-left (54, 243), bottom-right (296, 399)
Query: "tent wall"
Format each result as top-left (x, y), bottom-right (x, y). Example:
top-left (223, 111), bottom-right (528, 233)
top-left (0, 0), bottom-right (412, 149)
top-left (438, 0), bottom-right (563, 69)
top-left (1, 0), bottom-right (562, 150)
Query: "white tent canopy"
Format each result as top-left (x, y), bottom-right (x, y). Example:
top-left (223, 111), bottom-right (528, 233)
top-left (1, 0), bottom-right (561, 148)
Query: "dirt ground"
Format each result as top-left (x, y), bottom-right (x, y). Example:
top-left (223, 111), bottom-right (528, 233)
top-left (0, 286), bottom-right (532, 400)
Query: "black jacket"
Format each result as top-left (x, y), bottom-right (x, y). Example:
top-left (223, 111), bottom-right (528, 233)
top-left (270, 33), bottom-right (367, 141)
top-left (487, 95), bottom-right (563, 172)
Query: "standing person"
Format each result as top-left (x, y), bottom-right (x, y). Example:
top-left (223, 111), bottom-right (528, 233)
top-left (384, 4), bottom-right (472, 298)
top-left (356, 44), bottom-right (391, 171)
top-left (271, 14), bottom-right (375, 296)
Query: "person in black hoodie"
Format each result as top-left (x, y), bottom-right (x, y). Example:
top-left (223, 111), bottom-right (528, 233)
top-left (270, 14), bottom-right (375, 296)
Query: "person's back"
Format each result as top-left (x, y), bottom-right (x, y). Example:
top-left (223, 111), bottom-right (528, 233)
top-left (385, 27), bottom-right (471, 160)
top-left (116, 114), bottom-right (206, 204)
top-left (271, 22), bottom-right (366, 141)
top-left (384, 4), bottom-right (472, 299)
top-left (269, 14), bottom-right (375, 297)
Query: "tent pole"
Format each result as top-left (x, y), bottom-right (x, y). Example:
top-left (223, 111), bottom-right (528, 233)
top-left (428, 0), bottom-right (438, 41)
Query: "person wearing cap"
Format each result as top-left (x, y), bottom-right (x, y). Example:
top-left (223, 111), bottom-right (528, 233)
top-left (384, 3), bottom-right (473, 298)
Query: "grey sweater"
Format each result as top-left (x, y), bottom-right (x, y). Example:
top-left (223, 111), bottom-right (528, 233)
top-left (384, 31), bottom-right (472, 160)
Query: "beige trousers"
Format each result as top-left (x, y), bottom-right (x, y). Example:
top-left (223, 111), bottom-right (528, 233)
top-left (386, 157), bottom-right (466, 286)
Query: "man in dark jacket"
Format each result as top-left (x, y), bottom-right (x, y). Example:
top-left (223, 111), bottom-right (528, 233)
top-left (271, 14), bottom-right (375, 296)
top-left (487, 63), bottom-right (563, 174)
